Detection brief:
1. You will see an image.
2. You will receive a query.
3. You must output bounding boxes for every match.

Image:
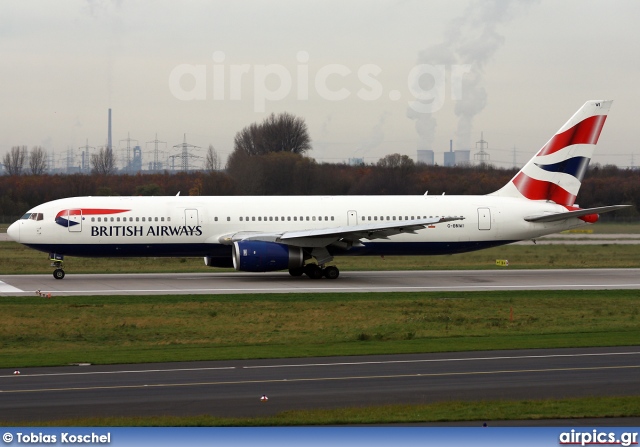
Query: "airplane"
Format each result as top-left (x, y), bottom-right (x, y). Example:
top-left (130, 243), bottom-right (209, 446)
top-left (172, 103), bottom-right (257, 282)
top-left (6, 100), bottom-right (630, 280)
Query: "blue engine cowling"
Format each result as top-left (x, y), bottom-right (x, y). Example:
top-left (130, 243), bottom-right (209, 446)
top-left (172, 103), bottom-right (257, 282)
top-left (233, 241), bottom-right (304, 272)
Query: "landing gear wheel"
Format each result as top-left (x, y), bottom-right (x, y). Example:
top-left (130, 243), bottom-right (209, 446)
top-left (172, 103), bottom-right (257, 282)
top-left (53, 269), bottom-right (65, 280)
top-left (323, 266), bottom-right (340, 279)
top-left (304, 264), bottom-right (324, 279)
top-left (289, 267), bottom-right (304, 277)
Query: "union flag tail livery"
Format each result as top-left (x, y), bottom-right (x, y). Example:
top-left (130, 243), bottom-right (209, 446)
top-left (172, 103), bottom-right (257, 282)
top-left (6, 100), bottom-right (631, 281)
top-left (493, 100), bottom-right (611, 206)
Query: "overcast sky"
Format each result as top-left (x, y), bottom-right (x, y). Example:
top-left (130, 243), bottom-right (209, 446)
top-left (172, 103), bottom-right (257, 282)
top-left (2, 0), bottom-right (639, 170)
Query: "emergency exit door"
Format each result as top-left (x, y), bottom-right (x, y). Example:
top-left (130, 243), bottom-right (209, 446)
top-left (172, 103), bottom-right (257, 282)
top-left (478, 208), bottom-right (491, 230)
top-left (68, 209), bottom-right (82, 232)
top-left (185, 209), bottom-right (199, 226)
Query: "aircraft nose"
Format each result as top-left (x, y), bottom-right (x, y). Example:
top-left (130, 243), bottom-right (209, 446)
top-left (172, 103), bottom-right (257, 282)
top-left (6, 221), bottom-right (19, 242)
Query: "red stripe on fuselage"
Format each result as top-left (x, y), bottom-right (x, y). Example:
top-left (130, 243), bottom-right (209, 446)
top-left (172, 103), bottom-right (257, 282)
top-left (537, 115), bottom-right (607, 157)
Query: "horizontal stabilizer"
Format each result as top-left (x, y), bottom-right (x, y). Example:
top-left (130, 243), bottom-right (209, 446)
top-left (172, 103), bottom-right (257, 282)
top-left (524, 205), bottom-right (630, 223)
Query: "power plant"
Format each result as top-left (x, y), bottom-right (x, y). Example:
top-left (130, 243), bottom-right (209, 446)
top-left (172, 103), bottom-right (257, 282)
top-left (40, 109), bottom-right (206, 174)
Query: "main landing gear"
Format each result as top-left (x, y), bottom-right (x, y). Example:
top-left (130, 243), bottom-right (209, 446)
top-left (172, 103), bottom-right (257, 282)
top-left (49, 253), bottom-right (65, 280)
top-left (289, 264), bottom-right (340, 280)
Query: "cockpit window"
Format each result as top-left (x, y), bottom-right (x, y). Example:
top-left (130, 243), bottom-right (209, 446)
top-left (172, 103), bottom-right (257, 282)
top-left (21, 213), bottom-right (43, 221)
top-left (21, 213), bottom-right (32, 220)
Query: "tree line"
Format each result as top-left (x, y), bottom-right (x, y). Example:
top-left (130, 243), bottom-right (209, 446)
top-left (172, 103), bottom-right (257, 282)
top-left (1, 159), bottom-right (638, 221)
top-left (2, 112), bottom-right (638, 220)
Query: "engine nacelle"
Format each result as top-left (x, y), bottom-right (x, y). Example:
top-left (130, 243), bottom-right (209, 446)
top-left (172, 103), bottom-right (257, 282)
top-left (232, 241), bottom-right (304, 272)
top-left (204, 255), bottom-right (234, 268)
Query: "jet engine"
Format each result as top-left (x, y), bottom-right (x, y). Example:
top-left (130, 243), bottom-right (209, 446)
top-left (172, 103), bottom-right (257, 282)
top-left (232, 241), bottom-right (304, 272)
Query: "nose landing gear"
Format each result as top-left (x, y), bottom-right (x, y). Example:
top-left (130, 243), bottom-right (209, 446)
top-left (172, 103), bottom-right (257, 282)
top-left (49, 253), bottom-right (65, 280)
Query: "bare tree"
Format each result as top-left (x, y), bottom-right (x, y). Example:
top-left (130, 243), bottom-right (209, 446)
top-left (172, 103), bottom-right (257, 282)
top-left (29, 146), bottom-right (48, 175)
top-left (376, 153), bottom-right (415, 169)
top-left (233, 122), bottom-right (264, 156)
top-left (262, 112), bottom-right (312, 155)
top-left (2, 146), bottom-right (27, 175)
top-left (91, 146), bottom-right (116, 175)
top-left (232, 112), bottom-right (311, 157)
top-left (205, 144), bottom-right (221, 172)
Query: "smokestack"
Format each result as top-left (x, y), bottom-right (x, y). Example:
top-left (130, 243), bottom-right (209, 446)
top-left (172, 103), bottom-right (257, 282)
top-left (450, 139), bottom-right (453, 152)
top-left (108, 108), bottom-right (112, 151)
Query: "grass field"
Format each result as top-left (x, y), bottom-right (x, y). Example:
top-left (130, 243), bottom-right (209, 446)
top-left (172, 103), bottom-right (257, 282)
top-left (1, 241), bottom-right (640, 275)
top-left (1, 290), bottom-right (639, 368)
top-left (6, 396), bottom-right (640, 427)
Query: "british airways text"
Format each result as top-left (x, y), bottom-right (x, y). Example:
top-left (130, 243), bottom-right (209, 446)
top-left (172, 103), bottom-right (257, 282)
top-left (90, 225), bottom-right (203, 237)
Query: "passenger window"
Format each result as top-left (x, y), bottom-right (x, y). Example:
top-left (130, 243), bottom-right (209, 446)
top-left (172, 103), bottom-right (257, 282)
top-left (331, 216), bottom-right (334, 221)
top-left (167, 217), bottom-right (171, 222)
top-left (252, 217), bottom-right (255, 221)
top-left (258, 217), bottom-right (262, 221)
top-left (111, 217), bottom-right (114, 222)
top-left (227, 217), bottom-right (230, 221)
top-left (294, 217), bottom-right (297, 221)
top-left (240, 217), bottom-right (243, 221)
top-left (269, 217), bottom-right (273, 221)
top-left (161, 217), bottom-right (164, 222)
top-left (142, 217), bottom-right (146, 222)
top-left (214, 217), bottom-right (218, 222)
top-left (91, 217), bottom-right (95, 222)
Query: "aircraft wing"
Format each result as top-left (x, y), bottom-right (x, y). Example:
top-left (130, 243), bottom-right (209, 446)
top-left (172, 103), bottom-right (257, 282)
top-left (524, 205), bottom-right (631, 223)
top-left (216, 216), bottom-right (464, 248)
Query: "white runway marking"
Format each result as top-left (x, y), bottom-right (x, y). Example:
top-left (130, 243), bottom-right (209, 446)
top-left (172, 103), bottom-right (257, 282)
top-left (0, 366), bottom-right (235, 379)
top-left (0, 281), bottom-right (22, 293)
top-left (242, 351), bottom-right (640, 369)
top-left (3, 350), bottom-right (637, 379)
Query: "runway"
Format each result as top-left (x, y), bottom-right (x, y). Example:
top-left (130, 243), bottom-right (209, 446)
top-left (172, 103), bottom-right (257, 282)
top-left (1, 268), bottom-right (640, 296)
top-left (1, 346), bottom-right (639, 423)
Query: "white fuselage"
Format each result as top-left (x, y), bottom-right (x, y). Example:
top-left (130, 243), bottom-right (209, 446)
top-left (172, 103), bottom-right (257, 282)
top-left (8, 195), bottom-right (588, 259)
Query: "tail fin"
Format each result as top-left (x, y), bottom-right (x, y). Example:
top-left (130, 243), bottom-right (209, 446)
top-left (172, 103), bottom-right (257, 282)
top-left (492, 100), bottom-right (612, 206)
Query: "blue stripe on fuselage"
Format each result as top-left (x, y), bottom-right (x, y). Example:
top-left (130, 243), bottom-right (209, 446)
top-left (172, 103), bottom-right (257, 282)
top-left (24, 240), bottom-right (517, 258)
